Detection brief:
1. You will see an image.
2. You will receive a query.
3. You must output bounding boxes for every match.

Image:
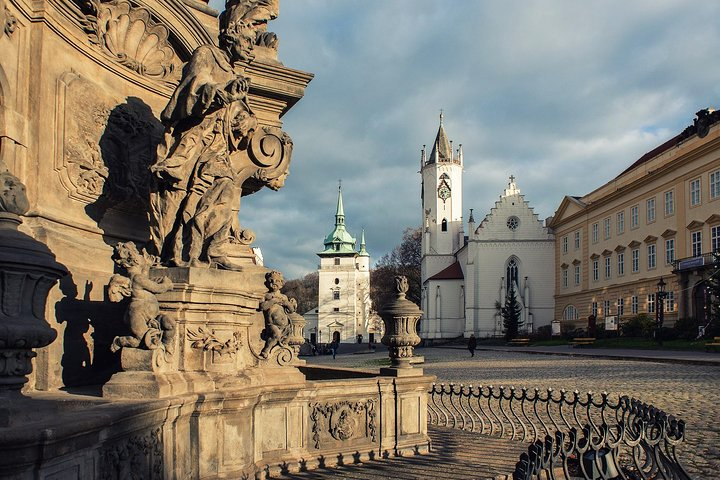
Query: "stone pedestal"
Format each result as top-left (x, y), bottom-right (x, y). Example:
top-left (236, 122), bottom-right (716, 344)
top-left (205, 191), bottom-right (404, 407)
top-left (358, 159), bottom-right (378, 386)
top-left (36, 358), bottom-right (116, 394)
top-left (103, 265), bottom-right (305, 398)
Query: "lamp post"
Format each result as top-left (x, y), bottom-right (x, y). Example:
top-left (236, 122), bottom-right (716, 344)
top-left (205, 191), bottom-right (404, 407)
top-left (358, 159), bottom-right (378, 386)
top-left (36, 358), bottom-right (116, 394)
top-left (656, 277), bottom-right (667, 346)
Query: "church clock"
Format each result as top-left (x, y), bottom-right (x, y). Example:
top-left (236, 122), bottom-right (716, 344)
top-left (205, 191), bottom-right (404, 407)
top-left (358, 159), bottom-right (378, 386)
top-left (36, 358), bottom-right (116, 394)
top-left (438, 182), bottom-right (451, 202)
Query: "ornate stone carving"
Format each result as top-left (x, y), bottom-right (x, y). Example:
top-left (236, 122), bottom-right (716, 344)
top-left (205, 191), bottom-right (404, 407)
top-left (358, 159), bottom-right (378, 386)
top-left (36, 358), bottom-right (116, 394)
top-left (221, 0), bottom-right (279, 51)
top-left (187, 326), bottom-right (241, 356)
top-left (258, 270), bottom-right (294, 359)
top-left (379, 276), bottom-right (422, 369)
top-left (310, 399), bottom-right (377, 449)
top-left (108, 242), bottom-right (175, 354)
top-left (0, 164), bottom-right (68, 391)
top-left (73, 0), bottom-right (180, 81)
top-left (57, 72), bottom-right (163, 208)
top-left (149, 3), bottom-right (293, 270)
top-left (2, 0), bottom-right (17, 37)
top-left (99, 428), bottom-right (163, 480)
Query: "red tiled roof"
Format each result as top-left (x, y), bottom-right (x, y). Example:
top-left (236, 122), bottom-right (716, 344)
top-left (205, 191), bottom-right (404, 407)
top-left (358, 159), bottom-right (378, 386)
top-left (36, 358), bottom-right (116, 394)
top-left (428, 261), bottom-right (464, 280)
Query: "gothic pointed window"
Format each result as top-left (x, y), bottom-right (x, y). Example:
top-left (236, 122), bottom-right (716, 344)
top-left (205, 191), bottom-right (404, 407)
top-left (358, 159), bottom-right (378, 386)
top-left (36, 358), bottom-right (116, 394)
top-left (441, 218), bottom-right (448, 232)
top-left (506, 257), bottom-right (519, 292)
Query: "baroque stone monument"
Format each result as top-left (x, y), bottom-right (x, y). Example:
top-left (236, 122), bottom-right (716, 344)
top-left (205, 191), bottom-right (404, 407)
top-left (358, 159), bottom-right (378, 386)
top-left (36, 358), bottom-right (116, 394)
top-left (0, 1), bottom-right (433, 478)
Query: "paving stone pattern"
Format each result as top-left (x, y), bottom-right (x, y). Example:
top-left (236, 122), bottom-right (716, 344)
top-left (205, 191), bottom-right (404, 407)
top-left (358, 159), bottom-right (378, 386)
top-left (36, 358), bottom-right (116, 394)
top-left (304, 347), bottom-right (719, 479)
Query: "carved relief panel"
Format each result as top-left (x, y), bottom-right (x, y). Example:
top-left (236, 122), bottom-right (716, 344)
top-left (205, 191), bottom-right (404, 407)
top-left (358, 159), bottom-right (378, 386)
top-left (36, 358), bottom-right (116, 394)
top-left (98, 428), bottom-right (163, 480)
top-left (309, 399), bottom-right (377, 449)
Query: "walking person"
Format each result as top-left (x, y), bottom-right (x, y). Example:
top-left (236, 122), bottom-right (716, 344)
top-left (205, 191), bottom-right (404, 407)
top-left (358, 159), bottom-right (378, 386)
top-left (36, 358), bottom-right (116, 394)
top-left (468, 334), bottom-right (477, 357)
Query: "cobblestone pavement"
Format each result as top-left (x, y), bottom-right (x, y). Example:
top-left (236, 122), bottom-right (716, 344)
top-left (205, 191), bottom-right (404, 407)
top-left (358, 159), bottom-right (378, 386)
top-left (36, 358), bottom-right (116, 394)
top-left (306, 347), bottom-right (720, 478)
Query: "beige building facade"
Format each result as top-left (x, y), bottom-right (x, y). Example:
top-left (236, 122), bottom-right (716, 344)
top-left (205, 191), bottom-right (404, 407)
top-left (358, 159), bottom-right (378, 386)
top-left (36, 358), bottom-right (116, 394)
top-left (550, 110), bottom-right (720, 330)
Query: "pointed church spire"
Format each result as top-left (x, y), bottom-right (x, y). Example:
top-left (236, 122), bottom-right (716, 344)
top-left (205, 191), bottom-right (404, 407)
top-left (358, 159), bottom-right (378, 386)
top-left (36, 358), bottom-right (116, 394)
top-left (428, 111), bottom-right (453, 164)
top-left (319, 182), bottom-right (357, 256)
top-left (335, 182), bottom-right (345, 225)
top-left (358, 228), bottom-right (369, 257)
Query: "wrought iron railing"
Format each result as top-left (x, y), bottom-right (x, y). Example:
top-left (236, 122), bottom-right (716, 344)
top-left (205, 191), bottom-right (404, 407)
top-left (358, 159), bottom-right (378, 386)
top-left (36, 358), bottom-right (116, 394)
top-left (428, 383), bottom-right (691, 480)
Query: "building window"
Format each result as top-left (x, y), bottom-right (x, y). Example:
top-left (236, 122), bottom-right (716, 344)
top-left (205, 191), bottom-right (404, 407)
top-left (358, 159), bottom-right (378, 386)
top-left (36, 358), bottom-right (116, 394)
top-left (592, 223), bottom-right (599, 244)
top-left (333, 290), bottom-right (340, 300)
top-left (712, 225), bottom-right (720, 253)
top-left (665, 190), bottom-right (674, 216)
top-left (630, 205), bottom-right (639, 229)
top-left (603, 300), bottom-right (611, 317)
top-left (711, 169), bottom-right (720, 199)
top-left (692, 231), bottom-right (702, 257)
top-left (665, 238), bottom-right (675, 265)
top-left (441, 218), bottom-right (448, 232)
top-left (646, 198), bottom-right (656, 223)
top-left (647, 293), bottom-right (656, 313)
top-left (334, 278), bottom-right (340, 285)
top-left (574, 231), bottom-right (581, 250)
top-left (591, 301), bottom-right (598, 317)
top-left (562, 236), bottom-right (568, 253)
top-left (506, 258), bottom-right (519, 291)
top-left (631, 296), bottom-right (638, 314)
top-left (617, 298), bottom-right (625, 316)
top-left (574, 264), bottom-right (581, 285)
top-left (334, 257), bottom-right (340, 265)
top-left (604, 256), bottom-right (611, 279)
top-left (666, 291), bottom-right (675, 312)
top-left (592, 260), bottom-right (599, 282)
top-left (333, 307), bottom-right (339, 312)
top-left (563, 305), bottom-right (578, 321)
top-left (617, 252), bottom-right (625, 276)
top-left (617, 212), bottom-right (625, 234)
top-left (562, 267), bottom-right (568, 288)
top-left (647, 244), bottom-right (656, 269)
top-left (631, 248), bottom-right (639, 273)
top-left (604, 218), bottom-right (611, 239)
top-left (690, 178), bottom-right (701, 206)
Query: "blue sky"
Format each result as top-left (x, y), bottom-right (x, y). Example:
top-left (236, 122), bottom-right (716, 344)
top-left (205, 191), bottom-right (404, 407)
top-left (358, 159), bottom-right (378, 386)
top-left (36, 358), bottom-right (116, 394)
top-left (208, 0), bottom-right (720, 279)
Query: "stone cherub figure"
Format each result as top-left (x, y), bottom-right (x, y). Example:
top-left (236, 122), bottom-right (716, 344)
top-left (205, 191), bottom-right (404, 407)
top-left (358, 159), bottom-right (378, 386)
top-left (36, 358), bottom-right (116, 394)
top-left (149, 0), bottom-right (291, 271)
top-left (108, 242), bottom-right (175, 354)
top-left (258, 270), bottom-right (295, 358)
top-left (0, 161), bottom-right (30, 215)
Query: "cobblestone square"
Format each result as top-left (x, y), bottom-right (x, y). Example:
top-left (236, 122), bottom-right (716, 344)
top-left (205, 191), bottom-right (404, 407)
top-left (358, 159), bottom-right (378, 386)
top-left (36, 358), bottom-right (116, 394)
top-left (308, 347), bottom-right (720, 478)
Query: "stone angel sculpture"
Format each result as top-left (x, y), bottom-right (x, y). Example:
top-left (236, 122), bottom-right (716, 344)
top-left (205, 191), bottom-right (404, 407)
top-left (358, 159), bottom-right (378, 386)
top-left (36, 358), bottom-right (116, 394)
top-left (108, 242), bottom-right (176, 354)
top-left (258, 270), bottom-right (294, 358)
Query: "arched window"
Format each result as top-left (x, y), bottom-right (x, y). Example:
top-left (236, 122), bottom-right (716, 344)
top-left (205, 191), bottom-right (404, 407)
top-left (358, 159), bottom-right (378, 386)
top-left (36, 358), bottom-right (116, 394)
top-left (506, 257), bottom-right (519, 292)
top-left (562, 305), bottom-right (579, 321)
top-left (441, 218), bottom-right (448, 232)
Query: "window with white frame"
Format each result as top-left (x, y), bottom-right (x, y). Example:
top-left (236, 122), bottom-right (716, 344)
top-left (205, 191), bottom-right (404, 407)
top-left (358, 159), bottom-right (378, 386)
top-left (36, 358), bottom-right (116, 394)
top-left (690, 178), bottom-right (701, 206)
top-left (646, 198), bottom-right (656, 223)
top-left (631, 248), bottom-right (639, 272)
top-left (562, 267), bottom-right (568, 288)
top-left (647, 244), bottom-right (656, 269)
top-left (692, 231), bottom-right (702, 257)
top-left (603, 300), bottom-right (611, 317)
top-left (617, 298), bottom-right (624, 316)
top-left (712, 225), bottom-right (720, 253)
top-left (574, 231), bottom-right (581, 250)
top-left (666, 291), bottom-right (675, 312)
top-left (574, 264), bottom-right (581, 285)
top-left (592, 260), bottom-right (599, 281)
top-left (647, 293), bottom-right (656, 313)
top-left (592, 223), bottom-right (599, 244)
top-left (591, 301), bottom-right (598, 317)
top-left (604, 218), bottom-right (611, 239)
top-left (617, 252), bottom-right (625, 276)
top-left (664, 190), bottom-right (674, 216)
top-left (562, 236), bottom-right (568, 253)
top-left (617, 211), bottom-right (625, 234)
top-left (711, 169), bottom-right (720, 199)
top-left (631, 295), bottom-right (638, 314)
top-left (665, 238), bottom-right (675, 264)
top-left (604, 256), bottom-right (611, 278)
top-left (563, 305), bottom-right (578, 321)
top-left (630, 205), bottom-right (639, 228)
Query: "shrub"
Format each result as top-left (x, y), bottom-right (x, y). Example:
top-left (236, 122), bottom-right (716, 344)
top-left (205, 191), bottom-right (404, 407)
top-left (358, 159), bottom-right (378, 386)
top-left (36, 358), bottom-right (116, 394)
top-left (674, 317), bottom-right (699, 340)
top-left (534, 325), bottom-right (552, 340)
top-left (620, 314), bottom-right (655, 338)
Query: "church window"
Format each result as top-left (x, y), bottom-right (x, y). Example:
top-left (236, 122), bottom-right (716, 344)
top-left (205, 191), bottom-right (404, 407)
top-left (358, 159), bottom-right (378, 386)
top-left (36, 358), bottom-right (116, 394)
top-left (334, 258), bottom-right (340, 265)
top-left (562, 305), bottom-right (578, 321)
top-left (333, 307), bottom-right (339, 312)
top-left (334, 244), bottom-right (340, 251)
top-left (335, 278), bottom-right (340, 285)
top-left (506, 258), bottom-right (519, 292)
top-left (507, 216), bottom-right (520, 230)
top-left (333, 290), bottom-right (340, 300)
top-left (441, 218), bottom-right (448, 232)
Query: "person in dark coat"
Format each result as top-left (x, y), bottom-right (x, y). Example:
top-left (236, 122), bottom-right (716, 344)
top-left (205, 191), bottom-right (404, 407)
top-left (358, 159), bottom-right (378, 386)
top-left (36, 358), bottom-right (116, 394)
top-left (468, 334), bottom-right (477, 357)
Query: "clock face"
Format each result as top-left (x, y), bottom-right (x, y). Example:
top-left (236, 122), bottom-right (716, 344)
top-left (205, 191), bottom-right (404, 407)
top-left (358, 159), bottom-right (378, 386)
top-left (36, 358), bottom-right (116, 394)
top-left (438, 181), bottom-right (451, 201)
top-left (507, 216), bottom-right (520, 230)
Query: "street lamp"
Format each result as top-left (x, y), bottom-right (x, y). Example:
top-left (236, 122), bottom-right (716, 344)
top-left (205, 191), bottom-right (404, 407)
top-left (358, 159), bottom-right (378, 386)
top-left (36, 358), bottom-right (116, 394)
top-left (656, 277), bottom-right (667, 346)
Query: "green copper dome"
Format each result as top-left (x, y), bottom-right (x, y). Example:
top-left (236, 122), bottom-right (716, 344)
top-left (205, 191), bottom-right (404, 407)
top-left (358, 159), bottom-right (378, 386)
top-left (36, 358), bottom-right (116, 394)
top-left (318, 185), bottom-right (357, 256)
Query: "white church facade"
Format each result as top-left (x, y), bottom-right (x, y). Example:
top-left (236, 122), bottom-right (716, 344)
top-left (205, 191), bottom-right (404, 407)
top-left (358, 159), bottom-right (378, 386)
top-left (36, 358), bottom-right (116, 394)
top-left (420, 115), bottom-right (555, 339)
top-left (304, 186), bottom-right (374, 345)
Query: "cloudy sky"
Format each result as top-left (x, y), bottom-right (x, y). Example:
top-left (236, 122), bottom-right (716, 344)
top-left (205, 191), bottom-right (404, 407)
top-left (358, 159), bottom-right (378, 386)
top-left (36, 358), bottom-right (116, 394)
top-left (209, 0), bottom-right (720, 279)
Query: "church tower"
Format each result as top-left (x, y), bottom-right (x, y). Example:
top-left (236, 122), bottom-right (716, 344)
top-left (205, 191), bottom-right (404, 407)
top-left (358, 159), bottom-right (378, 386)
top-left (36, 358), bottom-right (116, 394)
top-left (420, 112), bottom-right (464, 282)
top-left (316, 185), bottom-right (372, 344)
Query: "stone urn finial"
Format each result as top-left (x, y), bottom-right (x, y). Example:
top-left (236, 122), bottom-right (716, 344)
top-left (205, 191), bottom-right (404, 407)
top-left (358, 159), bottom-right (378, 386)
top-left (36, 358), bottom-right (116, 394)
top-left (0, 166), bottom-right (67, 394)
top-left (379, 275), bottom-right (422, 371)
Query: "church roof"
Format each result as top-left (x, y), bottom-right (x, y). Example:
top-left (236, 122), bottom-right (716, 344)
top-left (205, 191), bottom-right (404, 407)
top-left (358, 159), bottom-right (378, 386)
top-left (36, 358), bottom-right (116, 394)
top-left (427, 113), bottom-right (454, 164)
top-left (428, 261), bottom-right (464, 280)
top-left (358, 229), bottom-right (370, 257)
top-left (318, 185), bottom-right (358, 256)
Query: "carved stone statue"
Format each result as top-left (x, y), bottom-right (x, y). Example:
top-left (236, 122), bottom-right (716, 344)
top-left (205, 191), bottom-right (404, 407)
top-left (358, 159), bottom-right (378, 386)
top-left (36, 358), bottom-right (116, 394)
top-left (222, 0), bottom-right (279, 49)
top-left (259, 270), bottom-right (294, 358)
top-left (149, 1), bottom-right (292, 270)
top-left (108, 242), bottom-right (175, 353)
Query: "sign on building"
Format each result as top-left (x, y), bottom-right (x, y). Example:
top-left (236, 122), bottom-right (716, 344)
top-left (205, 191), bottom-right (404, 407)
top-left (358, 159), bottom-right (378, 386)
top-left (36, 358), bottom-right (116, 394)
top-left (605, 316), bottom-right (618, 331)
